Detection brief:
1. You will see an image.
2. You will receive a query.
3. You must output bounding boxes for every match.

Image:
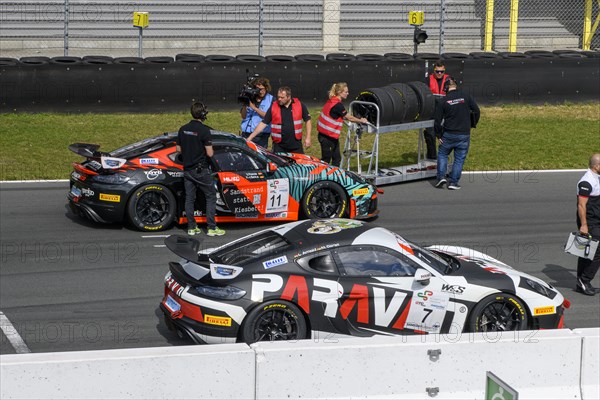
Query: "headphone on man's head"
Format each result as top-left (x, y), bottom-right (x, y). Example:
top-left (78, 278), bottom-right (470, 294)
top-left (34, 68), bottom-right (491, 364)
top-left (191, 101), bottom-right (209, 121)
top-left (443, 76), bottom-right (457, 93)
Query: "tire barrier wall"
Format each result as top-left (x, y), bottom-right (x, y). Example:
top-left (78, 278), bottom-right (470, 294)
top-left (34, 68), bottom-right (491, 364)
top-left (1, 328), bottom-right (599, 399)
top-left (0, 55), bottom-right (598, 113)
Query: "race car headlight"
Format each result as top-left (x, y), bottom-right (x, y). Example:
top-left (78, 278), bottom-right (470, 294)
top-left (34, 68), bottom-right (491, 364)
top-left (91, 174), bottom-right (130, 185)
top-left (525, 279), bottom-right (552, 298)
top-left (195, 284), bottom-right (246, 300)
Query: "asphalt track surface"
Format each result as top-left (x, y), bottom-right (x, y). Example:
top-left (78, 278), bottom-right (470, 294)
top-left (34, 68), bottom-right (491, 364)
top-left (1, 171), bottom-right (599, 355)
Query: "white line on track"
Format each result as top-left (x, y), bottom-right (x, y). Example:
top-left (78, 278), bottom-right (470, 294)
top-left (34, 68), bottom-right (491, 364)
top-left (141, 235), bottom-right (171, 238)
top-left (153, 245), bottom-right (167, 248)
top-left (0, 169), bottom-right (587, 185)
top-left (0, 311), bottom-right (31, 354)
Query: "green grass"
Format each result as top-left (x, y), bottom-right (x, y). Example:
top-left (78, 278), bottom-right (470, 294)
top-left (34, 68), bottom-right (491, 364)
top-left (0, 103), bottom-right (598, 180)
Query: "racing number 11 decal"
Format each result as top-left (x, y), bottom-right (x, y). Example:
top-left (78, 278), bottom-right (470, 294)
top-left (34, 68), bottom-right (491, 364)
top-left (266, 179), bottom-right (289, 213)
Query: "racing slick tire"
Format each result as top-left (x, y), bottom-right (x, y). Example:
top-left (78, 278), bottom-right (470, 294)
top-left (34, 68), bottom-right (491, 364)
top-left (468, 293), bottom-right (529, 332)
top-left (126, 184), bottom-right (177, 231)
top-left (240, 300), bottom-right (308, 344)
top-left (301, 181), bottom-right (348, 219)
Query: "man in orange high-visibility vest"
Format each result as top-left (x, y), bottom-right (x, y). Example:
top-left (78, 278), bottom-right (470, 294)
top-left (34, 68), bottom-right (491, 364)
top-left (248, 86), bottom-right (312, 154)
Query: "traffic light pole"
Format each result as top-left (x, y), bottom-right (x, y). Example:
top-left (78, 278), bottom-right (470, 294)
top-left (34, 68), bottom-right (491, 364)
top-left (413, 26), bottom-right (418, 55)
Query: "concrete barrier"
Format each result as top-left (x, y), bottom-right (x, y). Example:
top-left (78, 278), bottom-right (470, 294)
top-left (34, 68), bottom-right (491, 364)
top-left (253, 329), bottom-right (583, 399)
top-left (0, 343), bottom-right (255, 400)
top-left (574, 328), bottom-right (600, 400)
top-left (1, 329), bottom-right (599, 399)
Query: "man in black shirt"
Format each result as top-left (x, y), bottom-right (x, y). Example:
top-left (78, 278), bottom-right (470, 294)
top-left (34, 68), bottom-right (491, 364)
top-left (434, 77), bottom-right (480, 190)
top-left (176, 102), bottom-right (225, 236)
top-left (575, 153), bottom-right (600, 295)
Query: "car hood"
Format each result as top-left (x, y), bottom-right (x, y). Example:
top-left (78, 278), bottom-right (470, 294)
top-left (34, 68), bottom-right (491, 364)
top-left (427, 245), bottom-right (552, 291)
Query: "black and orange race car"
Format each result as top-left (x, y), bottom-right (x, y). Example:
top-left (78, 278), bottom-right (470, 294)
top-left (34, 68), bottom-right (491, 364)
top-left (67, 131), bottom-right (380, 231)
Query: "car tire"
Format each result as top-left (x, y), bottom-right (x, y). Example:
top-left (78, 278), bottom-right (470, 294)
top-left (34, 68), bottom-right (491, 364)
top-left (127, 184), bottom-right (176, 231)
top-left (240, 300), bottom-right (308, 344)
top-left (301, 181), bottom-right (348, 219)
top-left (407, 81), bottom-right (435, 121)
top-left (468, 293), bottom-right (529, 332)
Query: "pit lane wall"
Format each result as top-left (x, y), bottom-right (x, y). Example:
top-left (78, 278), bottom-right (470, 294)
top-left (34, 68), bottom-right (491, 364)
top-left (1, 56), bottom-right (599, 113)
top-left (1, 328), bottom-right (598, 399)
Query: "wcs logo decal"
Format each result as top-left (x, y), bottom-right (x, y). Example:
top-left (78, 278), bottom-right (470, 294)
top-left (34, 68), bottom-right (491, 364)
top-left (441, 284), bottom-right (465, 294)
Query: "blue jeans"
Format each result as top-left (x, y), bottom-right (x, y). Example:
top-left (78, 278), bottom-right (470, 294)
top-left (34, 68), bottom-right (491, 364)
top-left (183, 168), bottom-right (217, 230)
top-left (437, 133), bottom-right (470, 185)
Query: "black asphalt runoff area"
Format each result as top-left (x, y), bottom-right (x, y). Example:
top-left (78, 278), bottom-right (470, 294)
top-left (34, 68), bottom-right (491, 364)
top-left (1, 171), bottom-right (599, 354)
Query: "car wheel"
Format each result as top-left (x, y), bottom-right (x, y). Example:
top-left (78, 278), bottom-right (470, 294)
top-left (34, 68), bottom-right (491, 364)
top-left (240, 300), bottom-right (308, 344)
top-left (302, 181), bottom-right (348, 219)
top-left (469, 293), bottom-right (529, 332)
top-left (127, 184), bottom-right (176, 231)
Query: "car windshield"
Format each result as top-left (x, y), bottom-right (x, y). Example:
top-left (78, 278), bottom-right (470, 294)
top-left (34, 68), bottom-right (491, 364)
top-left (256, 147), bottom-right (293, 166)
top-left (407, 241), bottom-right (457, 275)
top-left (210, 231), bottom-right (291, 266)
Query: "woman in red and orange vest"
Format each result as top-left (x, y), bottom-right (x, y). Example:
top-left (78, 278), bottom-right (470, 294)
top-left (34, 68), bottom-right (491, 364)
top-left (317, 82), bottom-right (368, 166)
top-left (248, 86), bottom-right (312, 154)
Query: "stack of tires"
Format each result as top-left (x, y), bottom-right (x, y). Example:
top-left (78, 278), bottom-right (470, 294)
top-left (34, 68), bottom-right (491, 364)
top-left (353, 81), bottom-right (434, 126)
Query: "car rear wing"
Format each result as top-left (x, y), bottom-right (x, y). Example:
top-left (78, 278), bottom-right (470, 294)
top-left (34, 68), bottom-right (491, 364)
top-left (165, 235), bottom-right (210, 264)
top-left (68, 143), bottom-right (101, 158)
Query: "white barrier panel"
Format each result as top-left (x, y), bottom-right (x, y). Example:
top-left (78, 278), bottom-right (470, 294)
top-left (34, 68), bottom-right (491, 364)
top-left (574, 328), bottom-right (600, 400)
top-left (0, 343), bottom-right (255, 400)
top-left (253, 329), bottom-right (583, 399)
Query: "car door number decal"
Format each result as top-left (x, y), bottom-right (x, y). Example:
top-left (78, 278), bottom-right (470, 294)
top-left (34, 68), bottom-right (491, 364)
top-left (266, 178), bottom-right (289, 213)
top-left (404, 291), bottom-right (450, 333)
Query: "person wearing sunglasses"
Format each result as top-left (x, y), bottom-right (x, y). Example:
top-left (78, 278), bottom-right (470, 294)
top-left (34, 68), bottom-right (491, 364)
top-left (423, 60), bottom-right (451, 160)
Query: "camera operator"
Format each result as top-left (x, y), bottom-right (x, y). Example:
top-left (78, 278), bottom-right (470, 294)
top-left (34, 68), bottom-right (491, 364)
top-left (240, 76), bottom-right (273, 149)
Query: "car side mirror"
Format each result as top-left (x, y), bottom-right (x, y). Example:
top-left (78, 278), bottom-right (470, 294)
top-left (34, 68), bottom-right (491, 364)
top-left (267, 162), bottom-right (278, 172)
top-left (414, 268), bottom-right (431, 285)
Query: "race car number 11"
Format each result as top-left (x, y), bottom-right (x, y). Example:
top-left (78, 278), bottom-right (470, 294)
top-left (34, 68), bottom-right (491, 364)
top-left (266, 179), bottom-right (289, 213)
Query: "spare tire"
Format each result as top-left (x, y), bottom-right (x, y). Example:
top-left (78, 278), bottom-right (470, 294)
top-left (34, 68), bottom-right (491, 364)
top-left (407, 81), bottom-right (435, 121)
top-left (384, 52), bottom-right (413, 61)
top-left (295, 53), bottom-right (325, 62)
top-left (524, 50), bottom-right (556, 58)
top-left (205, 54), bottom-right (235, 62)
top-left (469, 52), bottom-right (501, 59)
top-left (326, 53), bottom-right (356, 62)
top-left (552, 49), bottom-right (580, 55)
top-left (441, 52), bottom-right (471, 59)
top-left (82, 55), bottom-right (114, 64)
top-left (0, 57), bottom-right (20, 66)
top-left (50, 56), bottom-right (82, 65)
top-left (354, 87), bottom-right (397, 126)
top-left (413, 52), bottom-right (441, 61)
top-left (20, 56), bottom-right (50, 66)
top-left (236, 54), bottom-right (266, 62)
top-left (557, 52), bottom-right (586, 58)
top-left (386, 83), bottom-right (420, 123)
top-left (356, 54), bottom-right (385, 61)
top-left (113, 57), bottom-right (146, 64)
top-left (266, 55), bottom-right (295, 62)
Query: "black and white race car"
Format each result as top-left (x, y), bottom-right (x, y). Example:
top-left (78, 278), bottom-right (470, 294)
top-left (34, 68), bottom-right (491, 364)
top-left (160, 219), bottom-right (569, 344)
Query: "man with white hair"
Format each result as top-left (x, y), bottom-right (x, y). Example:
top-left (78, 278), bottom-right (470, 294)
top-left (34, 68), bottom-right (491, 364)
top-left (575, 153), bottom-right (600, 295)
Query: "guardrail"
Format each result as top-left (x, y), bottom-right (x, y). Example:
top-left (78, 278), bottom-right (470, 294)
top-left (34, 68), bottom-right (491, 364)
top-left (1, 328), bottom-right (598, 399)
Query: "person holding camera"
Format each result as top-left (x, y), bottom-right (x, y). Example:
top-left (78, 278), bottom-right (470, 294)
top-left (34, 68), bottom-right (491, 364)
top-left (575, 153), bottom-right (600, 296)
top-left (247, 86), bottom-right (312, 154)
top-left (177, 102), bottom-right (225, 237)
top-left (240, 76), bottom-right (273, 149)
top-left (434, 77), bottom-right (480, 190)
top-left (317, 82), bottom-right (368, 167)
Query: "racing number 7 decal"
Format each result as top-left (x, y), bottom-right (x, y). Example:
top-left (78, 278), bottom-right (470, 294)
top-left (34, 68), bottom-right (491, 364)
top-left (421, 308), bottom-right (433, 323)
